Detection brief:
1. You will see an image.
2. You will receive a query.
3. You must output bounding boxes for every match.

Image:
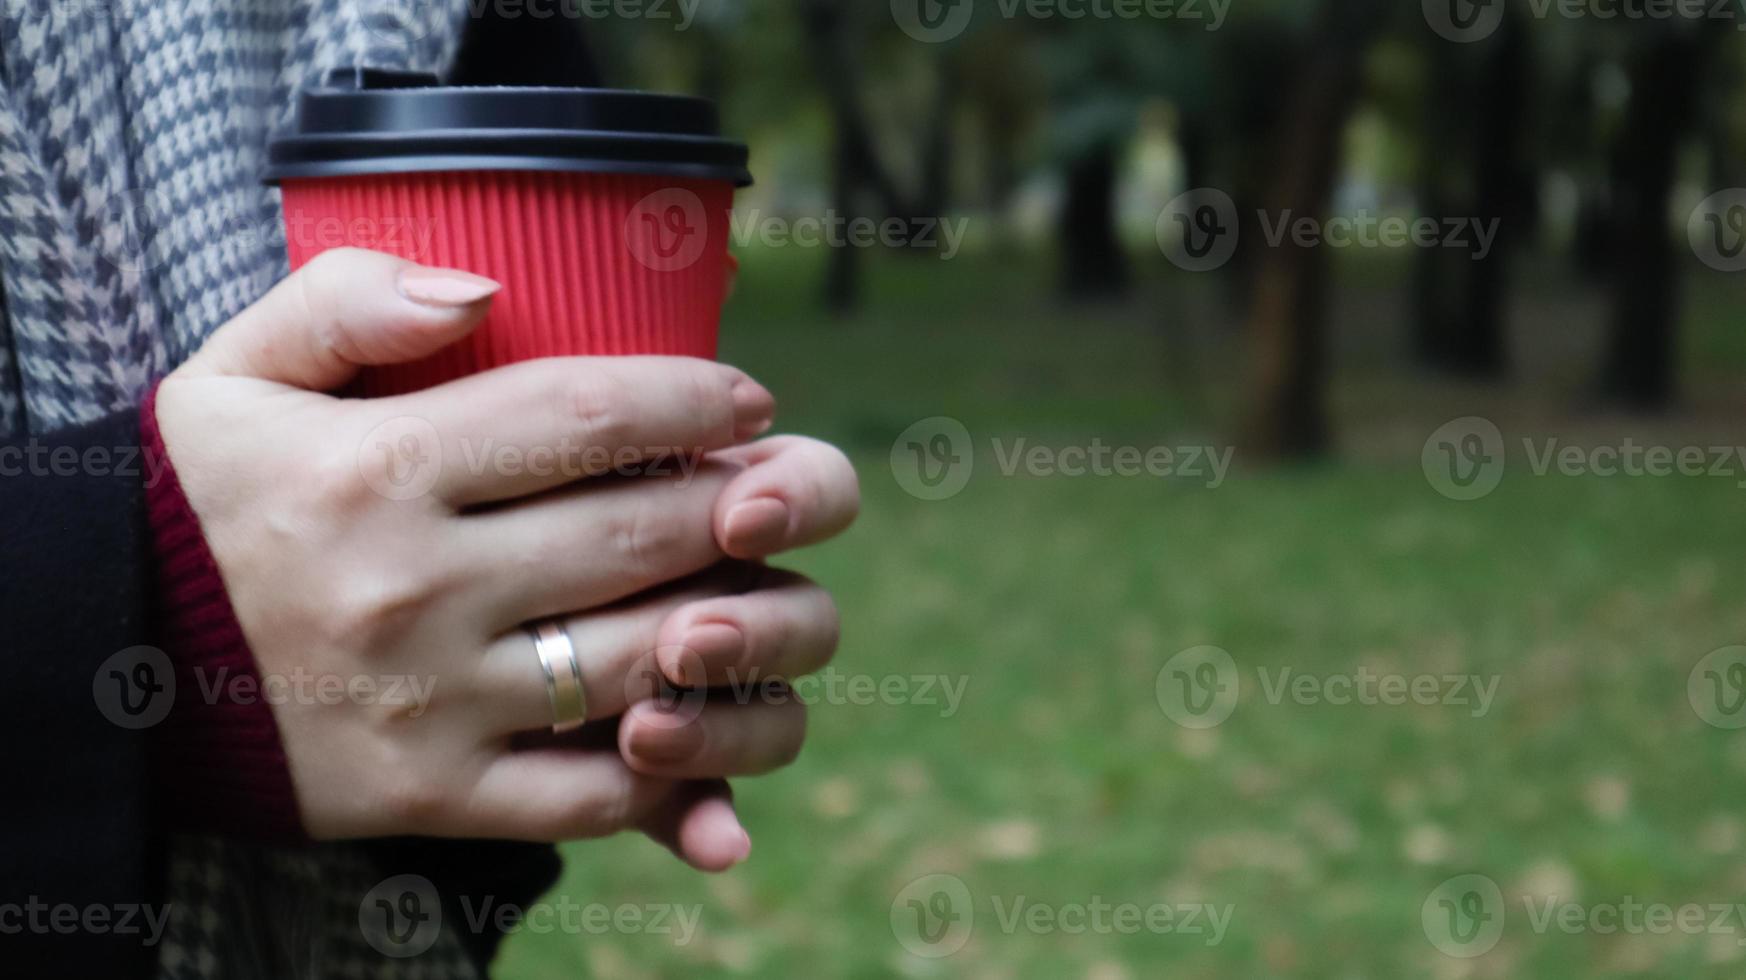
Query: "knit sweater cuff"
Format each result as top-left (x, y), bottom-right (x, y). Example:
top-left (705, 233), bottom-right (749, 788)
top-left (141, 382), bottom-right (307, 841)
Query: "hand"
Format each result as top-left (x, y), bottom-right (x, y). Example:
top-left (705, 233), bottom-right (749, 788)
top-left (154, 248), bottom-right (858, 870)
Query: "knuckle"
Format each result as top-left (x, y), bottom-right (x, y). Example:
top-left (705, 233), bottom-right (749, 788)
top-left (607, 499), bottom-right (685, 580)
top-left (679, 362), bottom-right (734, 442)
top-left (331, 437), bottom-right (392, 505)
top-left (293, 252), bottom-right (351, 336)
top-left (560, 779), bottom-right (637, 839)
top-left (326, 573), bottom-right (430, 651)
top-left (773, 438), bottom-right (859, 521)
top-left (305, 245), bottom-right (375, 273)
top-left (564, 374), bottom-right (632, 452)
top-left (793, 436), bottom-right (856, 482)
top-left (367, 685), bottom-right (431, 730)
top-left (307, 443), bottom-right (366, 501)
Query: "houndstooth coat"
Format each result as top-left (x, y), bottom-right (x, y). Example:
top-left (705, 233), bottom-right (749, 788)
top-left (0, 1), bottom-right (502, 976)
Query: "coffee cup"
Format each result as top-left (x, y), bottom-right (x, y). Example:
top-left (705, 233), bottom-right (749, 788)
top-left (265, 67), bottom-right (751, 396)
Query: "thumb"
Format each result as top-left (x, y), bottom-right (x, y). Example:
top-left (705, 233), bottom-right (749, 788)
top-left (179, 247), bottom-right (498, 391)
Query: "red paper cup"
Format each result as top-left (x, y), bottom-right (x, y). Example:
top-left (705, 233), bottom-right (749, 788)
top-left (265, 68), bottom-right (751, 397)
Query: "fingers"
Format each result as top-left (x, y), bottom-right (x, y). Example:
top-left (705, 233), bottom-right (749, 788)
top-left (468, 751), bottom-right (752, 870)
top-left (475, 564), bottom-right (838, 735)
top-left (472, 565), bottom-right (754, 732)
top-left (654, 570), bottom-right (839, 689)
top-left (181, 249), bottom-right (498, 390)
top-left (459, 436), bottom-right (854, 625)
top-left (447, 748), bottom-right (675, 842)
top-left (402, 356), bottom-right (775, 506)
top-left (463, 464), bottom-right (739, 627)
top-left (461, 746), bottom-right (752, 866)
top-left (619, 698), bottom-right (807, 780)
top-left (636, 779), bottom-right (752, 873)
top-left (712, 436), bottom-right (860, 559)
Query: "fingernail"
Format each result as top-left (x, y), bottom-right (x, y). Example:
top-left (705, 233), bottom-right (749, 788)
top-left (728, 827), bottom-right (752, 865)
top-left (731, 378), bottom-right (775, 440)
top-left (627, 712), bottom-right (705, 765)
top-left (723, 497), bottom-right (790, 556)
top-left (398, 268), bottom-right (501, 308)
top-left (670, 622), bottom-right (744, 688)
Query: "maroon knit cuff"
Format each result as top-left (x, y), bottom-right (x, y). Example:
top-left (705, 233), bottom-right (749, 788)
top-left (141, 381), bottom-right (307, 841)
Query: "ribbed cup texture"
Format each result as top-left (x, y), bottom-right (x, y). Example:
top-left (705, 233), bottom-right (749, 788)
top-left (280, 171), bottom-right (736, 396)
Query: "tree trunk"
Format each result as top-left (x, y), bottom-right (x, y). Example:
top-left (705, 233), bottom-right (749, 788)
top-left (1702, 32), bottom-right (1745, 193)
top-left (1219, 24), bottom-right (1300, 312)
top-left (1058, 140), bottom-right (1129, 300)
top-left (1599, 27), bottom-right (1705, 410)
top-left (914, 55), bottom-right (959, 236)
top-left (823, 125), bottom-right (861, 314)
top-left (1414, 14), bottom-right (1524, 378)
top-left (1237, 0), bottom-right (1386, 460)
top-left (1455, 11), bottom-right (1526, 376)
top-left (802, 0), bottom-right (957, 303)
top-left (1412, 36), bottom-right (1463, 368)
top-left (801, 0), bottom-right (879, 312)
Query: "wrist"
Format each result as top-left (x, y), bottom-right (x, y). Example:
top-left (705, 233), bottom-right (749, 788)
top-left (140, 381), bottom-right (307, 841)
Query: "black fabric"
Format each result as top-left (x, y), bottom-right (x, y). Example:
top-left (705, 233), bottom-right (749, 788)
top-left (0, 408), bottom-right (559, 978)
top-left (366, 836), bottom-right (563, 969)
top-left (449, 10), bottom-right (604, 88)
top-left (0, 16), bottom-right (580, 977)
top-left (0, 408), bottom-right (160, 978)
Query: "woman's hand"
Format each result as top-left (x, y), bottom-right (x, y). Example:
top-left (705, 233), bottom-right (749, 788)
top-left (153, 248), bottom-right (857, 870)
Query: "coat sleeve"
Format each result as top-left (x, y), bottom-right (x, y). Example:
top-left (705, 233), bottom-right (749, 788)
top-left (0, 407), bottom-right (160, 978)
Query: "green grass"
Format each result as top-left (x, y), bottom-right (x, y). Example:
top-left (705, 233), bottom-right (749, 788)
top-left (495, 247), bottom-right (1746, 979)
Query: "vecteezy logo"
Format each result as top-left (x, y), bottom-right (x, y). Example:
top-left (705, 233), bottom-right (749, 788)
top-left (357, 415), bottom-right (443, 502)
top-left (890, 416), bottom-right (974, 501)
top-left (1156, 188), bottom-right (1239, 272)
top-left (891, 0), bottom-right (974, 42)
top-left (1689, 190), bottom-right (1746, 273)
top-left (360, 874), bottom-right (442, 958)
top-left (890, 874), bottom-right (974, 958)
top-left (1155, 645), bottom-right (1239, 729)
top-left (1422, 0), bottom-right (1505, 43)
top-left (1421, 874), bottom-right (1504, 958)
top-left (1422, 417), bottom-right (1505, 501)
top-left (625, 188), bottom-right (709, 273)
top-left (624, 647), bottom-right (709, 726)
top-left (93, 646), bottom-right (175, 729)
top-left (1690, 646), bottom-right (1746, 729)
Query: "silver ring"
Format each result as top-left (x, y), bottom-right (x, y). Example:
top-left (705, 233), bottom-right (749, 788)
top-left (529, 620), bottom-right (586, 733)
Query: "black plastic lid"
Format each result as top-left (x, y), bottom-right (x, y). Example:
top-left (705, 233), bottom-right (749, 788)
top-left (263, 67), bottom-right (751, 187)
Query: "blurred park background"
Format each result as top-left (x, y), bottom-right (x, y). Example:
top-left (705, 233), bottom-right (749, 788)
top-left (451, 2), bottom-right (1746, 977)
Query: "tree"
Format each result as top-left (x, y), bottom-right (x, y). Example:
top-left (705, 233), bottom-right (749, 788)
top-left (798, 0), bottom-right (881, 313)
top-left (1413, 10), bottom-right (1530, 377)
top-left (1035, 28), bottom-right (1145, 301)
top-left (1206, 19), bottom-right (1301, 307)
top-left (1058, 135), bottom-right (1129, 299)
top-left (1597, 18), bottom-right (1711, 410)
top-left (800, 0), bottom-right (964, 312)
top-left (1238, 0), bottom-right (1392, 459)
